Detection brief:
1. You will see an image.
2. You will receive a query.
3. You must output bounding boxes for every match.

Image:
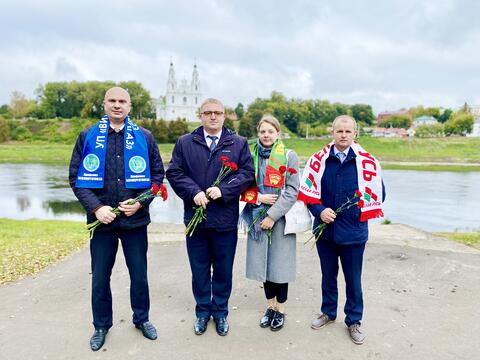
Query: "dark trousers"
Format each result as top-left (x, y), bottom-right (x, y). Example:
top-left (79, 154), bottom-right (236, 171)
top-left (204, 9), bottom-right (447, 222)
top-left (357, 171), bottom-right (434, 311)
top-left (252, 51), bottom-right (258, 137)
top-left (316, 240), bottom-right (365, 327)
top-left (264, 281), bottom-right (289, 303)
top-left (90, 226), bottom-right (150, 329)
top-left (186, 228), bottom-right (238, 320)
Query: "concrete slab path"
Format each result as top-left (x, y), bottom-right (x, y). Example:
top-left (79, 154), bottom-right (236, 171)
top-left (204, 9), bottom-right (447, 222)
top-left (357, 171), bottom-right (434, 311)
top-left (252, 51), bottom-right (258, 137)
top-left (0, 224), bottom-right (478, 360)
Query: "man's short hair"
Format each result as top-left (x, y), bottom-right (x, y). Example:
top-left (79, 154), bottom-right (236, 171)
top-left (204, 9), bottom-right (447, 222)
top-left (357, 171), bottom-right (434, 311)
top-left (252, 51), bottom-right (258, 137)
top-left (332, 115), bottom-right (357, 132)
top-left (200, 98), bottom-right (224, 111)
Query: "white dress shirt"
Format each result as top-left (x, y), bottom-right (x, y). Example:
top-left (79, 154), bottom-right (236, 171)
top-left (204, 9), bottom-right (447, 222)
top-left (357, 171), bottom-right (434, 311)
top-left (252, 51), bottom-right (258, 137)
top-left (204, 129), bottom-right (223, 147)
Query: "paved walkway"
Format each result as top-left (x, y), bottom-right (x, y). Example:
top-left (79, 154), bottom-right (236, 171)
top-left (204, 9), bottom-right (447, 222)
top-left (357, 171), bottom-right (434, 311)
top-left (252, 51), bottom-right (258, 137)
top-left (0, 224), bottom-right (478, 360)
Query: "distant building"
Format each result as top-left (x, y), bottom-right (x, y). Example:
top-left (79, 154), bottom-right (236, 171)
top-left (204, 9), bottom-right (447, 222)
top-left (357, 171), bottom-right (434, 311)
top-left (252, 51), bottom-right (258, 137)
top-left (371, 127), bottom-right (410, 138)
top-left (467, 117), bottom-right (480, 137)
top-left (413, 115), bottom-right (438, 128)
top-left (156, 62), bottom-right (202, 122)
top-left (469, 105), bottom-right (480, 117)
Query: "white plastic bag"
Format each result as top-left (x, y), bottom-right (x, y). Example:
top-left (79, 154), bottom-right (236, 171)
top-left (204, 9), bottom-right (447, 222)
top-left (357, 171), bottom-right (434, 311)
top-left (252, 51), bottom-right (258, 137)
top-left (284, 200), bottom-right (312, 235)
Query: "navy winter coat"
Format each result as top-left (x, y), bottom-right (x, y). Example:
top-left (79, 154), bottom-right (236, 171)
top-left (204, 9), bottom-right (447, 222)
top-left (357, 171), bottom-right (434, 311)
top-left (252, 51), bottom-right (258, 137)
top-left (307, 147), bottom-right (386, 245)
top-left (166, 126), bottom-right (255, 231)
top-left (69, 126), bottom-right (165, 230)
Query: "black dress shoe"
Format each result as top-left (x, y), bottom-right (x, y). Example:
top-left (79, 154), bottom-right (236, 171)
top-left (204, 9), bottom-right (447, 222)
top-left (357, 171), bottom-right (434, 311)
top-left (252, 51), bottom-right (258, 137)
top-left (214, 317), bottom-right (229, 336)
top-left (90, 329), bottom-right (108, 351)
top-left (194, 317), bottom-right (209, 335)
top-left (135, 321), bottom-right (157, 340)
top-left (260, 308), bottom-right (276, 328)
top-left (270, 311), bottom-right (285, 331)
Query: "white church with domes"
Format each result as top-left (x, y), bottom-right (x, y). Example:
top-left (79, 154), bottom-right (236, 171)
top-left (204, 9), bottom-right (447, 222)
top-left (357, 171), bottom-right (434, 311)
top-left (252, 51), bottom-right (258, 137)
top-left (156, 62), bottom-right (202, 122)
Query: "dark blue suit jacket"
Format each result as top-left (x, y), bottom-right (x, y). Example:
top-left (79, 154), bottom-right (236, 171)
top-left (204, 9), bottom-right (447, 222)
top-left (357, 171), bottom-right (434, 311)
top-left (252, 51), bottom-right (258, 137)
top-left (166, 126), bottom-right (255, 231)
top-left (69, 126), bottom-right (164, 230)
top-left (308, 147), bottom-right (386, 245)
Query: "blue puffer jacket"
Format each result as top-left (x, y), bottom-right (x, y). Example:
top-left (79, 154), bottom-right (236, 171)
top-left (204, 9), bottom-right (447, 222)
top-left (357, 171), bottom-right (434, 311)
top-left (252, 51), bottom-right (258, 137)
top-left (69, 126), bottom-right (164, 230)
top-left (307, 147), bottom-right (386, 245)
top-left (166, 126), bottom-right (255, 231)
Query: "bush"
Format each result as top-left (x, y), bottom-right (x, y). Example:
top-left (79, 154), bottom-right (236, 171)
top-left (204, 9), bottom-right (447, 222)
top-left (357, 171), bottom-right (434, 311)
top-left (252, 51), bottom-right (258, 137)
top-left (444, 113), bottom-right (474, 136)
top-left (168, 118), bottom-right (189, 143)
top-left (39, 121), bottom-right (64, 142)
top-left (224, 118), bottom-right (236, 132)
top-left (414, 123), bottom-right (444, 138)
top-left (0, 117), bottom-right (9, 142)
top-left (238, 117), bottom-right (256, 138)
top-left (11, 125), bottom-right (32, 141)
top-left (139, 119), bottom-right (170, 143)
top-left (380, 114), bottom-right (412, 129)
top-left (298, 122), bottom-right (329, 137)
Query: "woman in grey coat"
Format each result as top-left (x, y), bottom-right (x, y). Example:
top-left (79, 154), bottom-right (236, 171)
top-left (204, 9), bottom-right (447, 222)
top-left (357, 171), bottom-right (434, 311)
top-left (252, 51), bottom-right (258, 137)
top-left (240, 114), bottom-right (300, 331)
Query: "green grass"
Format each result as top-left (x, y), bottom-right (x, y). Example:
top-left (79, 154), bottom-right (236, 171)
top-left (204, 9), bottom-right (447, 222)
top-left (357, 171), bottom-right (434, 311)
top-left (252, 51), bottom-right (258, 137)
top-left (0, 142), bottom-right (74, 164)
top-left (381, 163), bottom-right (480, 172)
top-left (435, 232), bottom-right (480, 250)
top-left (283, 137), bottom-right (480, 163)
top-left (0, 219), bottom-right (88, 284)
top-left (0, 142), bottom-right (175, 165)
top-left (1, 137), bottom-right (480, 170)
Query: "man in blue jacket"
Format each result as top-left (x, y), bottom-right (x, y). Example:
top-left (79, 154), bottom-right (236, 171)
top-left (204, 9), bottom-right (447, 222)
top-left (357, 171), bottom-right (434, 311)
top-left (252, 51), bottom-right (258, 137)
top-left (299, 115), bottom-right (385, 345)
top-left (69, 87), bottom-right (164, 351)
top-left (166, 98), bottom-right (254, 336)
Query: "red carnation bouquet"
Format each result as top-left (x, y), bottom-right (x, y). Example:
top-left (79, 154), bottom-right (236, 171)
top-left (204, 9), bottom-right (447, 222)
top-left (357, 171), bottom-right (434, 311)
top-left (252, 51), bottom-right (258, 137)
top-left (87, 183), bottom-right (168, 239)
top-left (185, 156), bottom-right (238, 237)
top-left (304, 190), bottom-right (362, 248)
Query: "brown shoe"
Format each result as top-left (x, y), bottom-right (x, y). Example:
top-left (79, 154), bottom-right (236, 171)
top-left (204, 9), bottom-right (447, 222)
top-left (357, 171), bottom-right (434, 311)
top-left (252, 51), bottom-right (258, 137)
top-left (311, 313), bottom-right (334, 330)
top-left (348, 323), bottom-right (365, 345)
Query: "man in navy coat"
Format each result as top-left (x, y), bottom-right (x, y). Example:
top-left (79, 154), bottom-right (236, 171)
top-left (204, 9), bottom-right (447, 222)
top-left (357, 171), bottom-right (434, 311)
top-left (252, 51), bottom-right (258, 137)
top-left (305, 115), bottom-right (385, 345)
top-left (69, 87), bottom-right (164, 351)
top-left (166, 98), bottom-right (254, 336)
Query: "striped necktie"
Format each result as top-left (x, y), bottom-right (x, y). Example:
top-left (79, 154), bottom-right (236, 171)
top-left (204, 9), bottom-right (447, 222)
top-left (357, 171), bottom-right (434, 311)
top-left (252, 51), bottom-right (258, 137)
top-left (207, 135), bottom-right (218, 152)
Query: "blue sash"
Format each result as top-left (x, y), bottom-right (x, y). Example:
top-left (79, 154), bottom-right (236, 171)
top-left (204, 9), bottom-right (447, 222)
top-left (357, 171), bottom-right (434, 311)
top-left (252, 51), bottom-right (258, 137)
top-left (75, 115), bottom-right (151, 189)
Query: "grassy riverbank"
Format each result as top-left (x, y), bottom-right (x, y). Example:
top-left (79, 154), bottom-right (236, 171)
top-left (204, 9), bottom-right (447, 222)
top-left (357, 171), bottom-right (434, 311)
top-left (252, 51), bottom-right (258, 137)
top-left (0, 142), bottom-right (175, 165)
top-left (1, 137), bottom-right (480, 170)
top-left (435, 232), bottom-right (480, 250)
top-left (1, 219), bottom-right (478, 285)
top-left (284, 137), bottom-right (480, 170)
top-left (0, 219), bottom-right (87, 284)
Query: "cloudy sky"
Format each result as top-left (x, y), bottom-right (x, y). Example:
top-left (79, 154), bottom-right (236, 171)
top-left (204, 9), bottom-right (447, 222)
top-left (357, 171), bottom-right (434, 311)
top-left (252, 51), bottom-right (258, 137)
top-left (1, 0), bottom-right (479, 113)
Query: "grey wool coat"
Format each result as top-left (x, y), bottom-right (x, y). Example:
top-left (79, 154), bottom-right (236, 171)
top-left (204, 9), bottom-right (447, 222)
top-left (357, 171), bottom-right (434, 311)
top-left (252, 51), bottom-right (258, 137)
top-left (245, 150), bottom-right (300, 283)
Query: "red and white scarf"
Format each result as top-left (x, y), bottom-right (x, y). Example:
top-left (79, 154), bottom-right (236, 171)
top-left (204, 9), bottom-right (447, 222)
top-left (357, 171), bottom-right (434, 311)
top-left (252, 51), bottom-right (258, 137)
top-left (298, 141), bottom-right (384, 222)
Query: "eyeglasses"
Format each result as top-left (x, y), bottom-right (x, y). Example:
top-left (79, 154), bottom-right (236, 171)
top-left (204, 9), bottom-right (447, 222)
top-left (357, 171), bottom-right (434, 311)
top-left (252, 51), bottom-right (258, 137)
top-left (201, 111), bottom-right (224, 116)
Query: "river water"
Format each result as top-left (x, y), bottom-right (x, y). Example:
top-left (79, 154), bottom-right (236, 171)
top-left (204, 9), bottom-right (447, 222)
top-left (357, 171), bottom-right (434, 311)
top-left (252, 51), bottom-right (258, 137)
top-left (0, 164), bottom-right (478, 233)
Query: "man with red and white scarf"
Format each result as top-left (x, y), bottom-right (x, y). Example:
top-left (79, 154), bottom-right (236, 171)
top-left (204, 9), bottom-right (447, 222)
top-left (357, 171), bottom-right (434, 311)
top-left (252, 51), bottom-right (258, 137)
top-left (298, 115), bottom-right (385, 345)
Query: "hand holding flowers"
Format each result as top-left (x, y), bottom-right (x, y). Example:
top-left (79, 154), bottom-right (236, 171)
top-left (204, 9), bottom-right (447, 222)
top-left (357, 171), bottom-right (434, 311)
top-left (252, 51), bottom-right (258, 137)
top-left (87, 183), bottom-right (168, 239)
top-left (304, 190), bottom-right (362, 248)
top-left (246, 166), bottom-right (297, 244)
top-left (185, 156), bottom-right (238, 237)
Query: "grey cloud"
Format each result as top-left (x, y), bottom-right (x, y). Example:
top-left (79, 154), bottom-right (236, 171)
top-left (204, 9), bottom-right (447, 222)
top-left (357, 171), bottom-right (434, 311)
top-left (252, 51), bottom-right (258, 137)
top-left (0, 0), bottom-right (479, 113)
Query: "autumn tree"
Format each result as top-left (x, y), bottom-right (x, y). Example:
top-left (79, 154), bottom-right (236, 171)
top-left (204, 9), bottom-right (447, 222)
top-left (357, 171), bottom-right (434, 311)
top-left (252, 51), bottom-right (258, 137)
top-left (379, 114), bottom-right (412, 129)
top-left (9, 91), bottom-right (34, 118)
top-left (444, 113), bottom-right (474, 136)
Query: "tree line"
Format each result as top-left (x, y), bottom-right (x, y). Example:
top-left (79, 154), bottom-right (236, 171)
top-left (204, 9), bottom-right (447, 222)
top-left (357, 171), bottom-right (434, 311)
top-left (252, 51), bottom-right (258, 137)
top-left (3, 81), bottom-right (155, 119)
top-left (234, 91), bottom-right (376, 138)
top-left (0, 81), bottom-right (476, 143)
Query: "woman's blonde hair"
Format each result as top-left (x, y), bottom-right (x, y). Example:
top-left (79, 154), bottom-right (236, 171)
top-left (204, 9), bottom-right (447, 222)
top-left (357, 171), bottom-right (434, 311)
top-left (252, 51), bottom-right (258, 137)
top-left (257, 114), bottom-right (281, 132)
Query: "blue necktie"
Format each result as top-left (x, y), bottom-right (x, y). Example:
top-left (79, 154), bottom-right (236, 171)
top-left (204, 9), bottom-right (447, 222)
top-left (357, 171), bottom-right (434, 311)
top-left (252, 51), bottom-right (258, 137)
top-left (336, 152), bottom-right (346, 163)
top-left (207, 135), bottom-right (218, 152)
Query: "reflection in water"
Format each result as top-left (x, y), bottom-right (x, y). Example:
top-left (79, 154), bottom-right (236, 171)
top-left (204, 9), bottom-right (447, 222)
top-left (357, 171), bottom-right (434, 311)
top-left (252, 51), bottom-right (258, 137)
top-left (42, 200), bottom-right (85, 215)
top-left (378, 170), bottom-right (480, 232)
top-left (16, 196), bottom-right (31, 211)
top-left (0, 164), bottom-right (479, 232)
